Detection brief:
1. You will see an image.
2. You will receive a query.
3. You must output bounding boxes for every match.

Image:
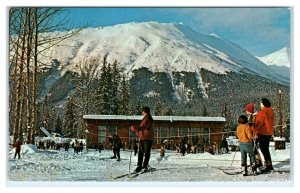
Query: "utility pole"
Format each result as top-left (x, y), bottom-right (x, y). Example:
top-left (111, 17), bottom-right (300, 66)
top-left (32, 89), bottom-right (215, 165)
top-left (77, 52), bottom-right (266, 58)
top-left (278, 90), bottom-right (283, 138)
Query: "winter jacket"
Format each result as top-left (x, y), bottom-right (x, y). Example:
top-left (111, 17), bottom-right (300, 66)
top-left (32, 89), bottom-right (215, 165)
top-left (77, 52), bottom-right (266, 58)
top-left (135, 114), bottom-right (154, 141)
top-left (12, 141), bottom-right (22, 152)
top-left (253, 107), bottom-right (274, 136)
top-left (109, 134), bottom-right (122, 149)
top-left (236, 124), bottom-right (253, 143)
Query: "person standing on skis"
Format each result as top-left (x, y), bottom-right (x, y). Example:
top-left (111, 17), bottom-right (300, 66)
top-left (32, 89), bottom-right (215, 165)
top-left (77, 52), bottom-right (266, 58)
top-left (244, 102), bottom-right (263, 168)
top-left (252, 98), bottom-right (275, 172)
top-left (108, 133), bottom-right (122, 161)
top-left (236, 115), bottom-right (256, 176)
top-left (10, 138), bottom-right (22, 159)
top-left (131, 106), bottom-right (154, 173)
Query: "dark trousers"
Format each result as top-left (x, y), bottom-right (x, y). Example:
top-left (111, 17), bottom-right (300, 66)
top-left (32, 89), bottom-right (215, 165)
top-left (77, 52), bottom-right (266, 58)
top-left (257, 134), bottom-right (272, 162)
top-left (14, 150), bottom-right (21, 159)
top-left (113, 147), bottom-right (120, 159)
top-left (138, 140), bottom-right (153, 168)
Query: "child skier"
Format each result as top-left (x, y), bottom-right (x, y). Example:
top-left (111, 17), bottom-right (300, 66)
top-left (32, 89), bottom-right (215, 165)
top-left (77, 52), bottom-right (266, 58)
top-left (236, 115), bottom-right (257, 176)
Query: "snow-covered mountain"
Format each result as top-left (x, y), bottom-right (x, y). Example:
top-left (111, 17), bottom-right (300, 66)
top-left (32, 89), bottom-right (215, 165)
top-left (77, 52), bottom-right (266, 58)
top-left (257, 47), bottom-right (291, 68)
top-left (40, 22), bottom-right (288, 85)
top-left (256, 47), bottom-right (290, 79)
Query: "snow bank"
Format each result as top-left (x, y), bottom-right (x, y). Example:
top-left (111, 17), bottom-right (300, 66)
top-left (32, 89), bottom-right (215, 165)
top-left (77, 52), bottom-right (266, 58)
top-left (20, 144), bottom-right (38, 155)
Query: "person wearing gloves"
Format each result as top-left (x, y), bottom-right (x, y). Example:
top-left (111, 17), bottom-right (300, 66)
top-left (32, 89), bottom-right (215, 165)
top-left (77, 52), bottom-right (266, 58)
top-left (252, 98), bottom-right (275, 172)
top-left (244, 102), bottom-right (255, 125)
top-left (131, 106), bottom-right (154, 173)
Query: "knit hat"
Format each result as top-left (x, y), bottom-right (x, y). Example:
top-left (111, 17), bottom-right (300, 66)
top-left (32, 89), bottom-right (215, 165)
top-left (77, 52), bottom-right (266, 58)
top-left (261, 98), bottom-right (271, 108)
top-left (244, 102), bottom-right (254, 113)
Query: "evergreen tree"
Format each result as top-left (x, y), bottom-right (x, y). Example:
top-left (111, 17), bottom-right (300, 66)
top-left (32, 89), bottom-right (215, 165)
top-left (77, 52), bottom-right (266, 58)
top-left (133, 101), bottom-right (143, 115)
top-left (201, 102), bottom-right (208, 116)
top-left (221, 103), bottom-right (234, 133)
top-left (104, 63), bottom-right (113, 114)
top-left (97, 55), bottom-right (108, 114)
top-left (164, 105), bottom-right (173, 116)
top-left (111, 60), bottom-right (121, 114)
top-left (63, 98), bottom-right (76, 137)
top-left (36, 95), bottom-right (56, 133)
top-left (119, 75), bottom-right (130, 115)
top-left (54, 116), bottom-right (62, 135)
top-left (155, 102), bottom-right (162, 116)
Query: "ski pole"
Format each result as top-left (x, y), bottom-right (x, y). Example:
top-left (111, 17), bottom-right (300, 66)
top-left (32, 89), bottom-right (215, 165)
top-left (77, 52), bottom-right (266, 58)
top-left (230, 142), bottom-right (239, 168)
top-left (129, 135), bottom-right (133, 173)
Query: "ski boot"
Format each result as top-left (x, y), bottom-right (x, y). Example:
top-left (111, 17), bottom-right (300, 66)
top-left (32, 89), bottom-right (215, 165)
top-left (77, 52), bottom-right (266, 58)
top-left (242, 166), bottom-right (248, 176)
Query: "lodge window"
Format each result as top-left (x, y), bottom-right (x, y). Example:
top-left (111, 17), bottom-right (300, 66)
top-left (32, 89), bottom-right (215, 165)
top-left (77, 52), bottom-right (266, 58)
top-left (181, 128), bottom-right (188, 142)
top-left (202, 128), bottom-right (210, 145)
top-left (107, 125), bottom-right (117, 134)
top-left (160, 127), bottom-right (168, 144)
top-left (170, 127), bottom-right (178, 139)
top-left (154, 128), bottom-right (158, 144)
top-left (98, 126), bottom-right (106, 143)
top-left (97, 125), bottom-right (117, 143)
top-left (192, 128), bottom-right (199, 145)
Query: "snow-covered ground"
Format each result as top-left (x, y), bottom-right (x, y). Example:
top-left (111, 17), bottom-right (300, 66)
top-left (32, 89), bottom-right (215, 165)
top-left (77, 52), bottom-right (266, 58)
top-left (7, 142), bottom-right (291, 187)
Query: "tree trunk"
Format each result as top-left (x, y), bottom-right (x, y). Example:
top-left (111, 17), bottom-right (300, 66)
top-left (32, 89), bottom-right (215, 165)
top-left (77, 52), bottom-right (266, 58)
top-left (13, 8), bottom-right (28, 142)
top-left (26, 9), bottom-right (33, 143)
top-left (30, 8), bottom-right (38, 144)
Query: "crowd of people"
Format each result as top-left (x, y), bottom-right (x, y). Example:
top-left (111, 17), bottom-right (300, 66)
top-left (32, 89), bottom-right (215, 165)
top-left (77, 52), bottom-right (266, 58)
top-left (9, 99), bottom-right (275, 177)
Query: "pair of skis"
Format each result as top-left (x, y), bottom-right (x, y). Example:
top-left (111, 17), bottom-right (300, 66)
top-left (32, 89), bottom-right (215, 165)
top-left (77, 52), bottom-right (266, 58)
top-left (111, 167), bottom-right (156, 180)
top-left (221, 167), bottom-right (289, 176)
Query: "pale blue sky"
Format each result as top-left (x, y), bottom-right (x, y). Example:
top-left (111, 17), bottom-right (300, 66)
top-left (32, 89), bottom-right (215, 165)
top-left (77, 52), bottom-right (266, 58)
top-left (57, 7), bottom-right (291, 56)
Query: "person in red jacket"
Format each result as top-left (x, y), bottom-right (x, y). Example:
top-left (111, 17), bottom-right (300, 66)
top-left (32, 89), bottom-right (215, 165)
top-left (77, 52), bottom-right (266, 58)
top-left (244, 102), bottom-right (263, 168)
top-left (11, 139), bottom-right (22, 159)
top-left (252, 98), bottom-right (275, 172)
top-left (131, 106), bottom-right (154, 173)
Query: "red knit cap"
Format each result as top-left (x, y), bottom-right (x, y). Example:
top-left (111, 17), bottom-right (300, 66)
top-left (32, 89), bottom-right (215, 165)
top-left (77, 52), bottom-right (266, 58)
top-left (244, 102), bottom-right (254, 113)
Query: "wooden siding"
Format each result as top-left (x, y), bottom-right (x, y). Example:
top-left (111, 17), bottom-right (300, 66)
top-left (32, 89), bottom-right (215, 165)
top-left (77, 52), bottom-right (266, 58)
top-left (84, 116), bottom-right (225, 149)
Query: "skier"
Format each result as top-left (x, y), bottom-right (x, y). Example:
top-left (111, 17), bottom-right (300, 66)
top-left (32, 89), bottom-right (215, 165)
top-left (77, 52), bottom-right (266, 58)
top-left (79, 141), bottom-right (83, 152)
top-left (160, 143), bottom-right (165, 157)
top-left (10, 139), bottom-right (22, 159)
top-left (108, 133), bottom-right (122, 161)
top-left (252, 98), bottom-right (275, 172)
top-left (220, 136), bottom-right (229, 154)
top-left (130, 106), bottom-right (154, 173)
top-left (74, 139), bottom-right (80, 154)
top-left (180, 141), bottom-right (186, 156)
top-left (98, 142), bottom-right (103, 153)
top-left (236, 115), bottom-right (256, 176)
top-left (244, 102), bottom-right (263, 168)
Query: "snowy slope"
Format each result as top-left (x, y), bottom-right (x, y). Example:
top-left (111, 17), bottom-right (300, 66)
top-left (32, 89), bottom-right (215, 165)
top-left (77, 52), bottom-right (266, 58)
top-left (8, 142), bottom-right (291, 184)
top-left (39, 22), bottom-right (288, 85)
top-left (257, 47), bottom-right (291, 68)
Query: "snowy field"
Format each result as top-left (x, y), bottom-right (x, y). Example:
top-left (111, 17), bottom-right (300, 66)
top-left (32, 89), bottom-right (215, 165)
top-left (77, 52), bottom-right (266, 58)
top-left (7, 142), bottom-right (291, 187)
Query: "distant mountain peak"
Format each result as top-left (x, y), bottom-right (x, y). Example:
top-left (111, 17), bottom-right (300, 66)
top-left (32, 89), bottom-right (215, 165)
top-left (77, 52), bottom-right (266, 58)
top-left (257, 47), bottom-right (290, 68)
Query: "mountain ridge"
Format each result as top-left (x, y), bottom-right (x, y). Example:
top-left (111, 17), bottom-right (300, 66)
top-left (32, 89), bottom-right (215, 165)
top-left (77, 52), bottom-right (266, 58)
top-left (40, 21), bottom-right (289, 85)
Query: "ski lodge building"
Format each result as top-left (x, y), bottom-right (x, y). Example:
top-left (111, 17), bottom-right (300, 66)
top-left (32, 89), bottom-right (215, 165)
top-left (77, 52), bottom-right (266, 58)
top-left (83, 115), bottom-right (226, 149)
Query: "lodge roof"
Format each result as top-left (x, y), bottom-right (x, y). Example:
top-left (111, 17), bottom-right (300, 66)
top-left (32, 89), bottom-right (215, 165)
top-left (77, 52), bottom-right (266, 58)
top-left (83, 115), bottom-right (226, 122)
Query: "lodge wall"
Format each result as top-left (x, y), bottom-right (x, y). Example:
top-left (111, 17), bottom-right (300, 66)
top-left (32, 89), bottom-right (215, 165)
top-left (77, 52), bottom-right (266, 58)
top-left (84, 117), bottom-right (225, 149)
